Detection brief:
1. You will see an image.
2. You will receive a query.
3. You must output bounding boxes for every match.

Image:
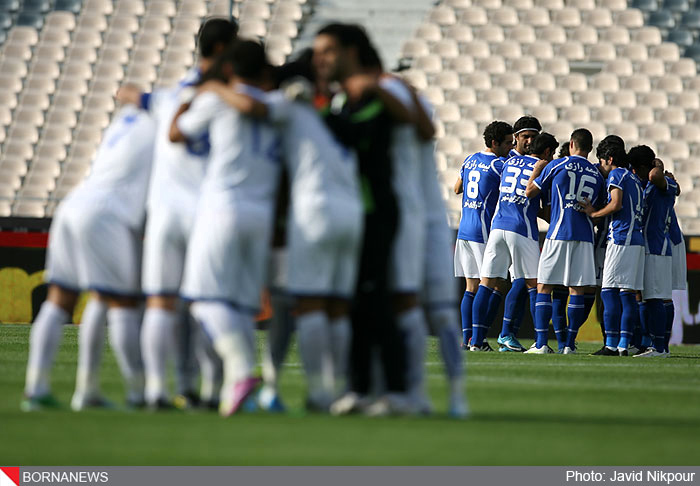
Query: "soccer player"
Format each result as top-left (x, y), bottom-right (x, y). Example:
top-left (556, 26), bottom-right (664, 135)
top-left (668, 209), bottom-right (686, 348)
top-left (473, 133), bottom-right (559, 352)
top-left (581, 141), bottom-right (645, 356)
top-left (170, 40), bottom-right (281, 415)
top-left (454, 121), bottom-right (514, 352)
top-left (23, 106), bottom-right (156, 411)
top-left (628, 149), bottom-right (679, 357)
top-left (197, 56), bottom-right (364, 412)
top-left (525, 129), bottom-right (605, 354)
top-left (498, 116), bottom-right (543, 351)
top-left (117, 18), bottom-right (238, 409)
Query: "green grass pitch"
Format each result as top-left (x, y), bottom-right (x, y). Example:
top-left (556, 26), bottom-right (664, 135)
top-left (1, 323), bottom-right (699, 465)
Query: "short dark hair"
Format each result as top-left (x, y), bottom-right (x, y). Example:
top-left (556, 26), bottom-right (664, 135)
top-left (197, 18), bottom-right (238, 58)
top-left (570, 128), bottom-right (593, 153)
top-left (627, 145), bottom-right (656, 172)
top-left (201, 39), bottom-right (269, 83)
top-left (513, 115), bottom-right (542, 134)
top-left (274, 48), bottom-right (315, 85)
top-left (529, 132), bottom-right (558, 157)
top-left (596, 135), bottom-right (628, 168)
top-left (317, 23), bottom-right (379, 67)
top-left (558, 141), bottom-right (570, 158)
top-left (483, 120), bottom-right (514, 148)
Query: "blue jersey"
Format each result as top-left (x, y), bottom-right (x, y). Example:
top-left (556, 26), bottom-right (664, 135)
top-left (491, 154), bottom-right (541, 240)
top-left (642, 176), bottom-right (678, 256)
top-left (457, 151), bottom-right (503, 243)
top-left (669, 209), bottom-right (683, 246)
top-left (509, 148), bottom-right (522, 159)
top-left (533, 155), bottom-right (605, 243)
top-left (606, 168), bottom-right (644, 246)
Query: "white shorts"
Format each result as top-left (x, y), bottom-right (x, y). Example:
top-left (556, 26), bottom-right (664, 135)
top-left (454, 238), bottom-right (485, 279)
top-left (389, 205), bottom-right (426, 293)
top-left (142, 203), bottom-right (196, 296)
top-left (643, 253), bottom-right (673, 300)
top-left (181, 202), bottom-right (273, 313)
top-left (594, 245), bottom-right (606, 287)
top-left (422, 217), bottom-right (458, 305)
top-left (601, 243), bottom-right (645, 290)
top-left (46, 199), bottom-right (142, 296)
top-left (287, 199), bottom-right (363, 298)
top-left (537, 239), bottom-right (596, 287)
top-left (480, 229), bottom-right (540, 280)
top-left (672, 240), bottom-right (687, 291)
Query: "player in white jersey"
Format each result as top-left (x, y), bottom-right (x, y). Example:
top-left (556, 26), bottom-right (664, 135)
top-left (23, 107), bottom-right (156, 411)
top-left (116, 19), bottom-right (238, 409)
top-left (170, 40), bottom-right (281, 416)
top-left (525, 129), bottom-right (605, 354)
top-left (197, 57), bottom-right (364, 411)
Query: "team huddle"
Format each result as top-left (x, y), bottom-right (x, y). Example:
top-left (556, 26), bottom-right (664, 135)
top-left (22, 20), bottom-right (467, 418)
top-left (455, 117), bottom-right (686, 357)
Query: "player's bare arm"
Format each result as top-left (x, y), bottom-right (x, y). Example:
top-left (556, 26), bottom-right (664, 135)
top-left (649, 166), bottom-right (668, 191)
top-left (402, 77), bottom-right (436, 141)
top-left (199, 80), bottom-right (268, 118)
top-left (525, 159), bottom-right (548, 198)
top-left (581, 187), bottom-right (622, 219)
top-left (454, 177), bottom-right (463, 195)
top-left (168, 102), bottom-right (192, 143)
top-left (116, 84), bottom-right (143, 107)
top-left (345, 73), bottom-right (413, 123)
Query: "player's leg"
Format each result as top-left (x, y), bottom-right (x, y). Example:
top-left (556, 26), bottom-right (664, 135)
top-left (501, 278), bottom-right (527, 340)
top-left (71, 293), bottom-right (110, 410)
top-left (551, 287), bottom-right (569, 352)
top-left (618, 290), bottom-right (638, 355)
top-left (528, 238), bottom-right (566, 353)
top-left (327, 298), bottom-right (352, 399)
top-left (23, 284), bottom-right (79, 409)
top-left (455, 239), bottom-right (476, 347)
top-left (526, 282), bottom-right (554, 353)
top-left (597, 288), bottom-right (621, 355)
top-left (663, 300), bottom-right (674, 353)
top-left (296, 296), bottom-right (334, 411)
top-left (193, 318), bottom-right (223, 410)
top-left (394, 292), bottom-right (430, 412)
top-left (469, 236), bottom-right (504, 351)
top-left (104, 296), bottom-right (146, 406)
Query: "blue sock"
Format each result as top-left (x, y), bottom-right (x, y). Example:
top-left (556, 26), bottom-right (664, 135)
top-left (526, 287), bottom-right (537, 335)
top-left (534, 293), bottom-right (552, 348)
top-left (583, 293), bottom-right (596, 319)
top-left (565, 294), bottom-right (587, 349)
top-left (664, 301), bottom-right (674, 353)
top-left (460, 291), bottom-right (475, 346)
top-left (646, 299), bottom-right (666, 352)
top-left (601, 288), bottom-right (621, 349)
top-left (638, 301), bottom-right (652, 348)
top-left (470, 285), bottom-right (492, 347)
top-left (502, 278), bottom-right (527, 337)
top-left (551, 289), bottom-right (569, 350)
top-left (619, 291), bottom-right (638, 350)
top-left (484, 288), bottom-right (503, 339)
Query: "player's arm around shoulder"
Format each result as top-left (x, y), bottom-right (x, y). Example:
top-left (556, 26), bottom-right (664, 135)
top-left (199, 80), bottom-right (269, 119)
top-left (169, 102), bottom-right (191, 143)
top-left (525, 158), bottom-right (549, 198)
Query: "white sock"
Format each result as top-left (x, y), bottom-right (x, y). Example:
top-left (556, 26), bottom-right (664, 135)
top-left (107, 307), bottom-right (145, 404)
top-left (194, 324), bottom-right (222, 404)
top-left (141, 307), bottom-right (177, 404)
top-left (296, 310), bottom-right (333, 408)
top-left (191, 302), bottom-right (254, 384)
top-left (397, 306), bottom-right (428, 400)
top-left (329, 315), bottom-right (351, 397)
top-left (25, 301), bottom-right (69, 397)
top-left (429, 307), bottom-right (466, 412)
top-left (174, 305), bottom-right (199, 395)
top-left (73, 299), bottom-right (108, 399)
top-left (261, 293), bottom-right (293, 396)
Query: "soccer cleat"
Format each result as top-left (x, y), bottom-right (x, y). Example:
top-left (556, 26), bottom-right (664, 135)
top-left (590, 346), bottom-right (618, 356)
top-left (21, 394), bottom-right (61, 412)
top-left (219, 376), bottom-right (262, 417)
top-left (524, 343), bottom-right (549, 354)
top-left (628, 345), bottom-right (640, 355)
top-left (562, 346), bottom-right (577, 355)
top-left (364, 393), bottom-right (416, 417)
top-left (497, 334), bottom-right (526, 352)
top-left (257, 387), bottom-right (287, 413)
top-left (173, 391), bottom-right (200, 410)
top-left (330, 392), bottom-right (369, 416)
top-left (70, 394), bottom-right (116, 412)
top-left (448, 397), bottom-right (470, 420)
top-left (633, 348), bottom-right (669, 358)
top-left (460, 343), bottom-right (470, 350)
top-left (618, 349), bottom-right (629, 356)
top-left (469, 341), bottom-right (494, 352)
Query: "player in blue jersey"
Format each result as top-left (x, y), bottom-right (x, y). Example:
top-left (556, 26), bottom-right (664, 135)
top-left (472, 133), bottom-right (559, 352)
top-left (628, 147), bottom-right (679, 357)
top-left (524, 128), bottom-right (605, 354)
top-left (454, 121), bottom-right (514, 351)
top-left (581, 140), bottom-right (645, 356)
top-left (498, 116), bottom-right (543, 351)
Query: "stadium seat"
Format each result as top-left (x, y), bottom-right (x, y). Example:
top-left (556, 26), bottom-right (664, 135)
top-left (668, 58), bottom-right (696, 77)
top-left (414, 23), bottom-right (441, 42)
top-left (462, 103), bottom-right (494, 123)
top-left (638, 58), bottom-right (665, 76)
top-left (658, 141), bottom-right (690, 159)
top-left (434, 39), bottom-right (459, 59)
top-left (621, 73), bottom-right (651, 92)
top-left (35, 142), bottom-right (68, 162)
top-left (655, 74), bottom-right (683, 93)
top-left (679, 10), bottom-right (700, 29)
top-left (676, 124), bottom-right (700, 141)
top-left (543, 88), bottom-right (572, 108)
top-left (588, 42), bottom-right (616, 61)
top-left (459, 6), bottom-right (488, 26)
top-left (631, 0), bottom-right (658, 12)
top-left (16, 11), bottom-right (44, 29)
top-left (415, 55), bottom-right (442, 73)
top-left (537, 25), bottom-right (566, 44)
top-left (593, 105), bottom-right (623, 123)
top-left (449, 55), bottom-right (475, 73)
top-left (603, 58), bottom-right (633, 76)
top-left (482, 87), bottom-right (509, 106)
top-left (509, 24), bottom-right (536, 43)
top-left (474, 56), bottom-right (506, 74)
top-left (492, 72), bottom-right (523, 90)
top-left (639, 123), bottom-right (671, 142)
top-left (614, 9), bottom-right (644, 28)
top-left (548, 121), bottom-right (574, 142)
top-left (651, 42), bottom-right (680, 61)
top-left (541, 57), bottom-right (569, 75)
top-left (672, 91), bottom-right (699, 109)
top-left (452, 86), bottom-right (477, 105)
top-left (429, 6), bottom-right (457, 25)
top-left (621, 42), bottom-right (648, 61)
top-left (519, 7), bottom-right (550, 27)
top-left (562, 105), bottom-right (591, 124)
top-left (526, 72), bottom-right (555, 91)
top-left (493, 104), bottom-right (525, 122)
top-left (607, 122), bottom-right (639, 141)
top-left (446, 24), bottom-right (474, 42)
top-left (509, 56), bottom-right (537, 74)
top-left (490, 7), bottom-right (518, 26)
top-left (462, 40), bottom-right (490, 59)
top-left (401, 70), bottom-right (427, 90)
top-left (434, 70), bottom-right (460, 90)
top-left (556, 41), bottom-right (585, 60)
top-left (658, 106), bottom-right (687, 126)
top-left (648, 10), bottom-right (675, 29)
top-left (13, 201), bottom-right (45, 217)
top-left (610, 89), bottom-right (636, 109)
top-left (551, 8), bottom-right (581, 27)
top-left (628, 106), bottom-right (655, 125)
top-left (666, 29), bottom-right (694, 48)
top-left (529, 104), bottom-right (557, 124)
top-left (435, 135), bottom-right (463, 156)
top-left (522, 40), bottom-right (554, 59)
top-left (591, 72), bottom-right (620, 92)
top-left (584, 8), bottom-right (613, 27)
top-left (571, 25), bottom-right (598, 45)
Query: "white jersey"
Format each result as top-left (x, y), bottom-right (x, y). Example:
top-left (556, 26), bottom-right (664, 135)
top-left (72, 105), bottom-right (156, 228)
top-left (266, 91), bottom-right (360, 225)
top-left (381, 76), bottom-right (424, 214)
top-left (177, 85), bottom-right (281, 208)
top-left (145, 68), bottom-right (207, 207)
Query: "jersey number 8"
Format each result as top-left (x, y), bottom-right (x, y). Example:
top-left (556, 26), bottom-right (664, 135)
top-left (466, 170), bottom-right (480, 199)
